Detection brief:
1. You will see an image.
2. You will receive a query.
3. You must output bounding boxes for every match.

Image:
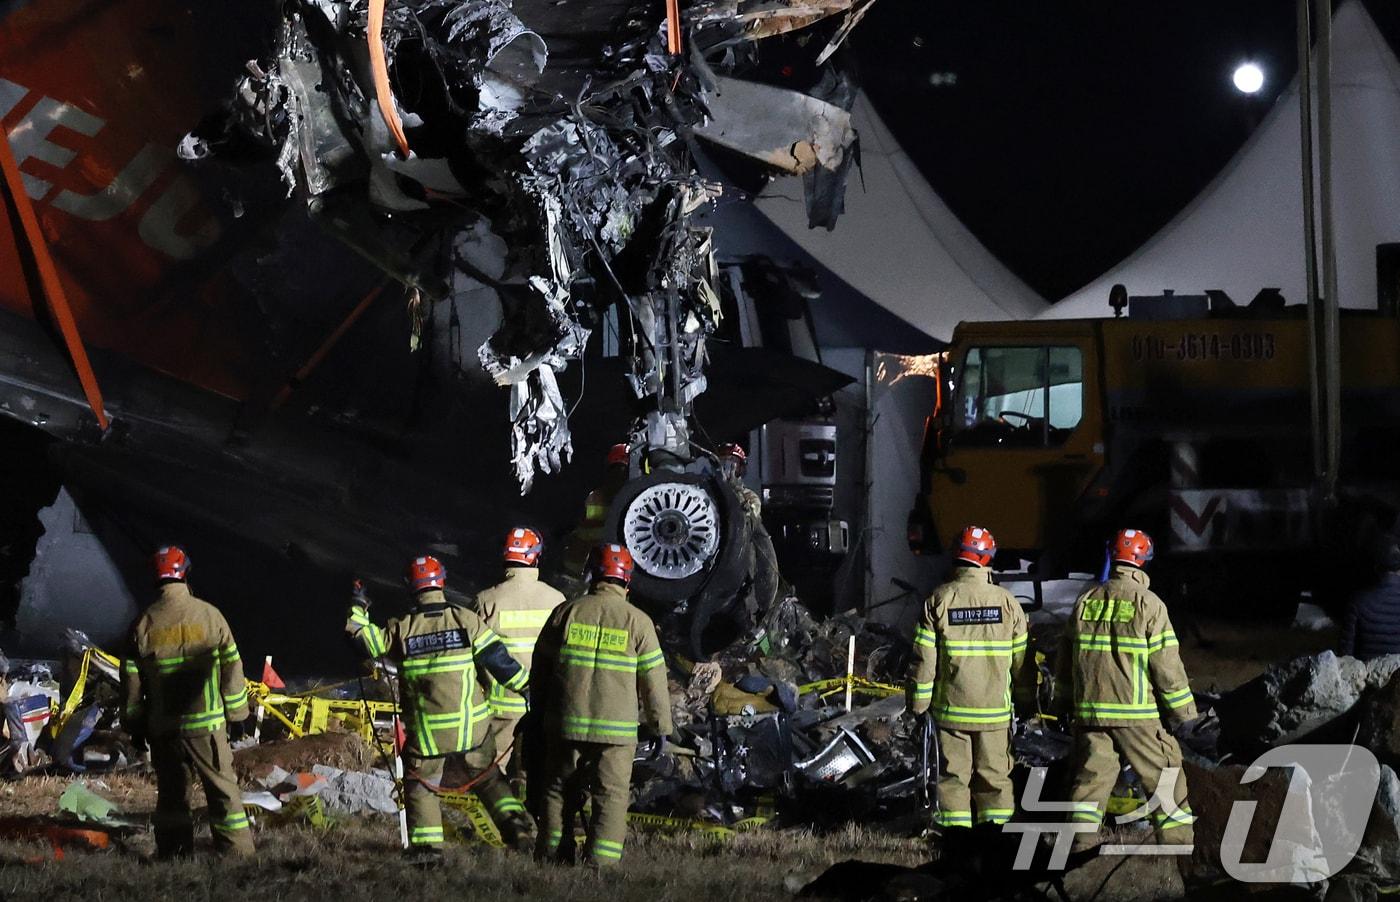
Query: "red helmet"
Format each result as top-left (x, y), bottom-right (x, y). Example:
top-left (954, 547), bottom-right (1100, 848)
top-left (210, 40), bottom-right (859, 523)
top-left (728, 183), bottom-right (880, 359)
top-left (504, 527), bottom-right (544, 566)
top-left (718, 443), bottom-right (747, 465)
top-left (596, 544), bottom-right (634, 584)
top-left (1111, 529), bottom-right (1155, 568)
top-left (406, 555), bottom-right (446, 591)
top-left (956, 526), bottom-right (995, 567)
top-left (607, 444), bottom-right (629, 467)
top-left (154, 546), bottom-right (190, 581)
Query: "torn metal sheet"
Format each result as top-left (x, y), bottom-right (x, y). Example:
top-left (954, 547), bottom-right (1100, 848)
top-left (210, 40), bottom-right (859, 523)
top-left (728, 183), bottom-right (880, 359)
top-left (814, 0), bottom-right (881, 65)
top-left (695, 76), bottom-right (855, 176)
top-left (438, 0), bottom-right (547, 133)
top-left (693, 0), bottom-right (875, 42)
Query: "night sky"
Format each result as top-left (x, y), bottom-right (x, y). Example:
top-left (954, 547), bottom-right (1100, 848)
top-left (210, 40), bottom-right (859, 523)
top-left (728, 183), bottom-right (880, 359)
top-left (852, 0), bottom-right (1400, 300)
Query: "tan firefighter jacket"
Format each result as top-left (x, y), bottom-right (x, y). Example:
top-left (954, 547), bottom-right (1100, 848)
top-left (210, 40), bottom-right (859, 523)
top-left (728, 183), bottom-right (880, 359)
top-left (1054, 564), bottom-right (1197, 727)
top-left (532, 581), bottom-right (672, 745)
top-left (468, 567), bottom-right (565, 719)
top-left (121, 582), bottom-right (250, 737)
top-left (346, 589), bottom-right (527, 756)
top-left (562, 473), bottom-right (627, 578)
top-left (907, 566), bottom-right (1031, 730)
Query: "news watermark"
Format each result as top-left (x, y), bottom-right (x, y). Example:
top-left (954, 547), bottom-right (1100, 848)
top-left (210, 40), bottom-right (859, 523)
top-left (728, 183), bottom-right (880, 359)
top-left (1001, 744), bottom-right (1381, 883)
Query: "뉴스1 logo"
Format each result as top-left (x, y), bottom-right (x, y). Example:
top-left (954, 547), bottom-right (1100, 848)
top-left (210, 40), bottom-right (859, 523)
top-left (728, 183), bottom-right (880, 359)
top-left (1002, 743), bottom-right (1380, 883)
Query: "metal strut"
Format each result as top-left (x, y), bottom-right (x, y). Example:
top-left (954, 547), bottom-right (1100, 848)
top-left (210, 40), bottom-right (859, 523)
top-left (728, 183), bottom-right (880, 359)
top-left (0, 129), bottom-right (110, 431)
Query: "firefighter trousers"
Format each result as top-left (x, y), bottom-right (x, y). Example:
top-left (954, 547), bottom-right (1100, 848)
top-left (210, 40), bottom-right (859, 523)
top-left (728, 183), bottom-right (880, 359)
top-left (935, 725), bottom-right (1015, 828)
top-left (483, 715), bottom-right (526, 786)
top-left (1067, 725), bottom-right (1194, 847)
top-left (404, 739), bottom-right (531, 848)
top-left (150, 730), bottom-right (253, 858)
top-left (536, 740), bottom-right (633, 866)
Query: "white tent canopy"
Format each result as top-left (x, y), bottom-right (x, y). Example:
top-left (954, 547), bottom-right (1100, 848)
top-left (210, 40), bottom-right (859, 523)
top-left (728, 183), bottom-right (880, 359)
top-left (1046, 1), bottom-right (1400, 320)
top-left (753, 93), bottom-right (1047, 342)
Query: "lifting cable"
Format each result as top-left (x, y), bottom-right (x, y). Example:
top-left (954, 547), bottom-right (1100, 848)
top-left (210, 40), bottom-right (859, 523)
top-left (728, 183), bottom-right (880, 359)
top-left (666, 0), bottom-right (683, 56)
top-left (368, 0), bottom-right (411, 159)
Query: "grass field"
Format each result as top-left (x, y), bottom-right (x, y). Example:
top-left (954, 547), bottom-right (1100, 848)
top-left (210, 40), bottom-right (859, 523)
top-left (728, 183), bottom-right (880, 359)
top-left (0, 773), bottom-right (927, 902)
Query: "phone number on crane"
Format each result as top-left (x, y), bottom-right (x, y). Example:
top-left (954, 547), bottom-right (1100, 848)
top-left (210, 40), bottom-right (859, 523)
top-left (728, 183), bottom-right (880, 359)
top-left (1131, 332), bottom-right (1276, 362)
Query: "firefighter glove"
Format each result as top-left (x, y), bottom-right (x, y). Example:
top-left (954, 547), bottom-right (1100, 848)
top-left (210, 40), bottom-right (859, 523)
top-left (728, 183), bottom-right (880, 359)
top-left (228, 714), bottom-right (256, 742)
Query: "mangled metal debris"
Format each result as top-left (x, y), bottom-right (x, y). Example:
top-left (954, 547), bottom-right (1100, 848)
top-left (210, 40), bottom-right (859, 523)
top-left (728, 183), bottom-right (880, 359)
top-left (691, 0), bottom-right (881, 49)
top-left (696, 76), bottom-right (855, 177)
top-left (181, 0), bottom-right (873, 490)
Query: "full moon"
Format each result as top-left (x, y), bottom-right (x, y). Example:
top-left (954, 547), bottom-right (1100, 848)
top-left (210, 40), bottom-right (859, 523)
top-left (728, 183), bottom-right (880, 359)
top-left (1233, 62), bottom-right (1265, 94)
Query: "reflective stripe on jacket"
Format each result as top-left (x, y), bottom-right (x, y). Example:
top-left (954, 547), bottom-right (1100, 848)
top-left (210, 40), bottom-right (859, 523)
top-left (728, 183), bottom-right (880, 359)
top-left (346, 590), bottom-right (527, 756)
top-left (562, 476), bottom-right (626, 576)
top-left (533, 581), bottom-right (673, 745)
top-left (121, 582), bottom-right (249, 737)
top-left (469, 568), bottom-right (565, 718)
top-left (908, 566), bottom-right (1029, 730)
top-left (1055, 565), bottom-right (1198, 727)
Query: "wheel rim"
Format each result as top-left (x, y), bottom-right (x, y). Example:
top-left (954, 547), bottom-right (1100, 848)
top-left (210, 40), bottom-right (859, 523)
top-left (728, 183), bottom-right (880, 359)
top-left (623, 482), bottom-right (721, 579)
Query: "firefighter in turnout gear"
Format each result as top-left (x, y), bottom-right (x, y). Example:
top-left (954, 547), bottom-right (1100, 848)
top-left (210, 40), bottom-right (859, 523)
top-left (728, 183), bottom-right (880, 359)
top-left (346, 555), bottom-right (533, 860)
top-left (466, 527), bottom-right (565, 796)
top-left (532, 544), bottom-right (672, 867)
top-left (906, 526), bottom-right (1030, 828)
top-left (561, 444), bottom-right (630, 587)
top-left (717, 443), bottom-right (761, 520)
top-left (1055, 529), bottom-right (1196, 848)
top-left (121, 546), bottom-right (254, 858)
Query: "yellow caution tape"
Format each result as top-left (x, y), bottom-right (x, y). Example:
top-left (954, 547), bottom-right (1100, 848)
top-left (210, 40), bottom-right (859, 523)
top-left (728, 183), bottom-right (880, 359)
top-left (439, 793), bottom-right (504, 847)
top-left (797, 676), bottom-right (903, 701)
top-left (277, 795), bottom-right (331, 829)
top-left (51, 647), bottom-right (123, 738)
top-left (246, 681), bottom-right (396, 743)
top-left (1106, 794), bottom-right (1143, 816)
top-left (730, 816), bottom-right (770, 832)
top-left (625, 811), bottom-right (736, 839)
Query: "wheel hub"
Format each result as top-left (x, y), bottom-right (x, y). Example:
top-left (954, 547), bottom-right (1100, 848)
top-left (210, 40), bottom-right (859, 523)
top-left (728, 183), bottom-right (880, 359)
top-left (623, 482), bottom-right (720, 579)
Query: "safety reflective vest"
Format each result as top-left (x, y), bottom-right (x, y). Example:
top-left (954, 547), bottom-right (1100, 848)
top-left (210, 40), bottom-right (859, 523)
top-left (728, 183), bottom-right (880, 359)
top-left (121, 582), bottom-right (249, 737)
top-left (908, 566), bottom-right (1030, 730)
top-left (1055, 565), bottom-right (1197, 727)
top-left (347, 590), bottom-right (527, 756)
top-left (469, 568), bottom-right (565, 719)
top-left (533, 581), bottom-right (673, 745)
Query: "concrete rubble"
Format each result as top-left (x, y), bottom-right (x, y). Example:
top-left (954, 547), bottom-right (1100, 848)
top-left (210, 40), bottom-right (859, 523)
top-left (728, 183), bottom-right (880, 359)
top-left (1217, 651), bottom-right (1400, 758)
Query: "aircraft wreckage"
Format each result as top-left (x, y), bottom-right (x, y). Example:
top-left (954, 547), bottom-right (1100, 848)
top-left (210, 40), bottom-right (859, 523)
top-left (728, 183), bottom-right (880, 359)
top-left (160, 0), bottom-right (873, 651)
top-left (182, 0), bottom-right (866, 491)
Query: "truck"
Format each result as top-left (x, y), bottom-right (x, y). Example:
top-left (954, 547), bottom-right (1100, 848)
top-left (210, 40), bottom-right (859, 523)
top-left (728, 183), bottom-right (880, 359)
top-left (908, 288), bottom-right (1400, 612)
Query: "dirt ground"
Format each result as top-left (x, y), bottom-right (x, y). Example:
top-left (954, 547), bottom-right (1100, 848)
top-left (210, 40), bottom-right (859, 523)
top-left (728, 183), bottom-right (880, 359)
top-left (1175, 615), bottom-right (1338, 695)
top-left (0, 772), bottom-right (927, 902)
top-left (0, 614), bottom-right (1340, 900)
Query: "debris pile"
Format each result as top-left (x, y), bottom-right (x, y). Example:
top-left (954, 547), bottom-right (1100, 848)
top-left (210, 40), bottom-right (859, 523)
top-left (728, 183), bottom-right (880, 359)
top-left (627, 596), bottom-right (927, 831)
top-left (0, 656), bottom-right (60, 775)
top-left (1216, 651), bottom-right (1400, 758)
top-left (234, 732), bottom-right (378, 784)
top-left (1, 631), bottom-right (143, 776)
top-left (1194, 651), bottom-right (1400, 891)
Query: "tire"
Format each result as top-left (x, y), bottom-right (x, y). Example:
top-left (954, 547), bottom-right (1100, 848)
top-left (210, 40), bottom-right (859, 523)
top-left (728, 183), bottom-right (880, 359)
top-left (603, 473), bottom-right (751, 609)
